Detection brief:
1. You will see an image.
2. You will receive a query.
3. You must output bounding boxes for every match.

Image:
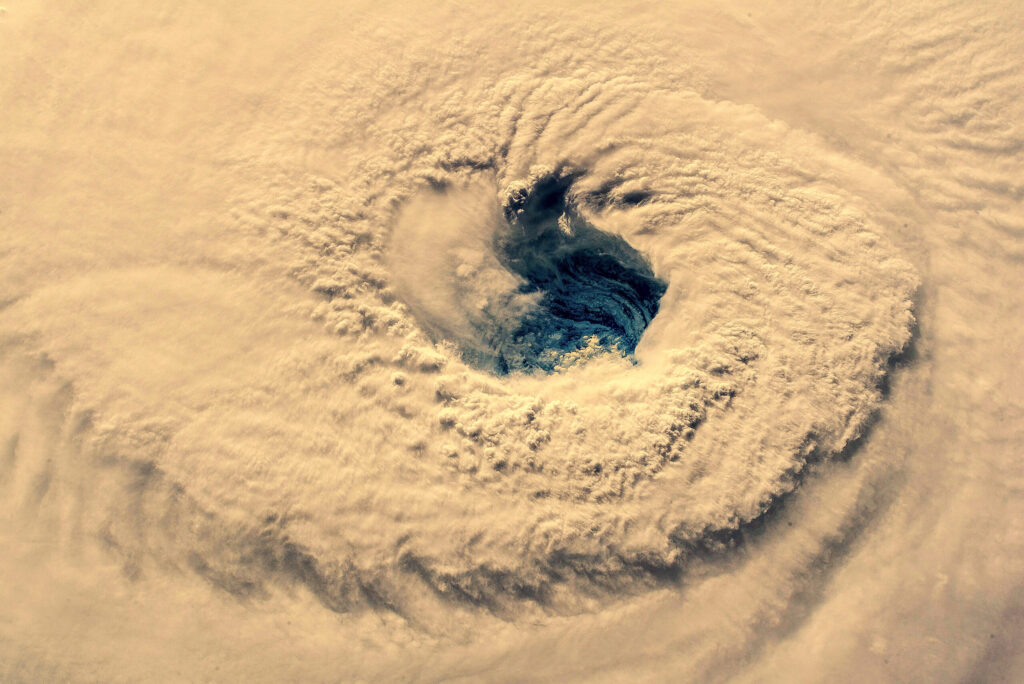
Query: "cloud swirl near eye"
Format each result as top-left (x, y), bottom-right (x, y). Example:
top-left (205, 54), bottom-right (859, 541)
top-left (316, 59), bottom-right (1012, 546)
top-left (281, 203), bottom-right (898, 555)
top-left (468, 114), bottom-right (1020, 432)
top-left (2, 70), bottom-right (918, 625)
top-left (113, 74), bottom-right (913, 619)
top-left (391, 168), bottom-right (667, 375)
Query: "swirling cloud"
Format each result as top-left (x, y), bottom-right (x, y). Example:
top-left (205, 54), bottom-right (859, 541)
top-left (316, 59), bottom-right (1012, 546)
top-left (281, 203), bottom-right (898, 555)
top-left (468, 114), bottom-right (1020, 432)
top-left (0, 1), bottom-right (1020, 682)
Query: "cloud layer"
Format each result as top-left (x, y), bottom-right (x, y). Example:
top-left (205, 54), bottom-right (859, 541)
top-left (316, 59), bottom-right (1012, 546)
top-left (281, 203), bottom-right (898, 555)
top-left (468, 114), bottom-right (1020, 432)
top-left (1, 0), bottom-right (1021, 681)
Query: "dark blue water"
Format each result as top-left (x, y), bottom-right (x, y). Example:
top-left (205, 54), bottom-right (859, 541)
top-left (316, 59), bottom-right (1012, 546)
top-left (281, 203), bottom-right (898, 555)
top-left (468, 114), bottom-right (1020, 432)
top-left (488, 172), bottom-right (667, 374)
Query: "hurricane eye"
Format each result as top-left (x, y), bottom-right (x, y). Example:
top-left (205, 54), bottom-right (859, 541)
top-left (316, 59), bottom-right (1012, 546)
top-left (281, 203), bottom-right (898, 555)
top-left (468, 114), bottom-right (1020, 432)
top-left (493, 172), bottom-right (666, 374)
top-left (388, 172), bottom-right (667, 376)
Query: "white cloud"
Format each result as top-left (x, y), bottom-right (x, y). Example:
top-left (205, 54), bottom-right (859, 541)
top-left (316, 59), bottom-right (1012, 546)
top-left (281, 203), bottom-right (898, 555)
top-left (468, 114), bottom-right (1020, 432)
top-left (0, 0), bottom-right (1020, 681)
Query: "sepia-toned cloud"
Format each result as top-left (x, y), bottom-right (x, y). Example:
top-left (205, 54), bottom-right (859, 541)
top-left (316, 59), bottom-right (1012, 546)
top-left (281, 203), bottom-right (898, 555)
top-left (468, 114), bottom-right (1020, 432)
top-left (0, 1), bottom-right (1021, 681)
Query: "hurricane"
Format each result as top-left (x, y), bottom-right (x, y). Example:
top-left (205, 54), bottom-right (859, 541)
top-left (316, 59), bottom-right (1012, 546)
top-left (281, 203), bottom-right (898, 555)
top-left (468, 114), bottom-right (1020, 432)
top-left (1, 1), bottom-right (1022, 682)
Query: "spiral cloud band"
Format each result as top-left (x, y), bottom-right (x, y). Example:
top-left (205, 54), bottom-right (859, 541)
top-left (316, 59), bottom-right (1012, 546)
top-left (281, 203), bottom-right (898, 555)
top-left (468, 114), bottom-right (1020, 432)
top-left (1, 1), bottom-right (1021, 682)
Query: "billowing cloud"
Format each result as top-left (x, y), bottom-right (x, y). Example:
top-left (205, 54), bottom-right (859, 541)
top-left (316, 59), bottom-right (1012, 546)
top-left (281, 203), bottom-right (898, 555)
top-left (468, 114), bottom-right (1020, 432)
top-left (0, 1), bottom-right (1021, 681)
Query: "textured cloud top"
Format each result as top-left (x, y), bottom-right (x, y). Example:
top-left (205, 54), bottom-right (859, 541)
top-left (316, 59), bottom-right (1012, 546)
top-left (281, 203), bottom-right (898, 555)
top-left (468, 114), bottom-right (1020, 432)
top-left (1, 1), bottom-right (1021, 681)
top-left (213, 62), bottom-right (917, 615)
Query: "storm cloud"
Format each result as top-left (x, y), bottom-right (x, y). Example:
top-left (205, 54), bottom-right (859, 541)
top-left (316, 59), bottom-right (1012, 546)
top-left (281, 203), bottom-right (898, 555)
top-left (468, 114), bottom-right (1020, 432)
top-left (1, 1), bottom-right (1021, 682)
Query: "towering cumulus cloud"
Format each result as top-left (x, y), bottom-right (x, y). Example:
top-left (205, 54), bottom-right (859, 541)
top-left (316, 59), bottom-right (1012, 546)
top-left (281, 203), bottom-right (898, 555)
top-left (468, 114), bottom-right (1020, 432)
top-left (1, 1), bottom-right (1021, 682)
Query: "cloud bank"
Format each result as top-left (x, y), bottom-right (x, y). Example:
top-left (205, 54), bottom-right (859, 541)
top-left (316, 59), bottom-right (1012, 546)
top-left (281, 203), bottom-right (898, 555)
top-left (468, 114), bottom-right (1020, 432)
top-left (1, 0), bottom-right (1021, 681)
